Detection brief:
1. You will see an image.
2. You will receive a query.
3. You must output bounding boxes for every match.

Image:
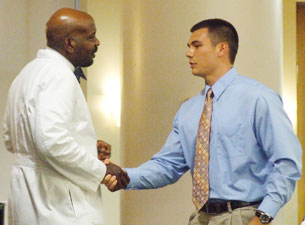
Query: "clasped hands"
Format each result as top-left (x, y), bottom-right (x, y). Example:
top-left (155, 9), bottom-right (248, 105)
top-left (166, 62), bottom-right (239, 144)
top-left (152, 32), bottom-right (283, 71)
top-left (102, 161), bottom-right (130, 191)
top-left (97, 140), bottom-right (129, 191)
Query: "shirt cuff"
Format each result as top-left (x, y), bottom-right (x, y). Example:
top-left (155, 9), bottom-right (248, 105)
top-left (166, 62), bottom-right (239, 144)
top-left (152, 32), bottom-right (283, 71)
top-left (124, 168), bottom-right (140, 190)
top-left (257, 195), bottom-right (282, 218)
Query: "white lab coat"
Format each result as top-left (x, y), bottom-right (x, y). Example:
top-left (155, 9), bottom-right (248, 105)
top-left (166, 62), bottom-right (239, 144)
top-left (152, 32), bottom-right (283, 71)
top-left (3, 48), bottom-right (107, 225)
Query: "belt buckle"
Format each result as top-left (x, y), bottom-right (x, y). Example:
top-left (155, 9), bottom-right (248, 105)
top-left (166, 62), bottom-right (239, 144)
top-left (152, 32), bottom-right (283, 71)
top-left (205, 202), bottom-right (220, 215)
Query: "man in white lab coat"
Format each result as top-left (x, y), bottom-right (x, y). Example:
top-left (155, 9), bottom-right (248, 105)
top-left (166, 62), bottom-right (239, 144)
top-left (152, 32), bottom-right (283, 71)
top-left (3, 8), bottom-right (129, 225)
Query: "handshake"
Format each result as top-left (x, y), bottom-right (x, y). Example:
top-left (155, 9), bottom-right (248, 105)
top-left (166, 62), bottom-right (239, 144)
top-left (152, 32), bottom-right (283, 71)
top-left (97, 140), bottom-right (130, 192)
top-left (102, 161), bottom-right (130, 192)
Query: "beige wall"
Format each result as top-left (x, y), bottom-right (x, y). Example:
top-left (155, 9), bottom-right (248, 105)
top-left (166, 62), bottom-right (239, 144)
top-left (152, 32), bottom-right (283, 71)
top-left (86, 1), bottom-right (123, 224)
top-left (0, 1), bottom-right (301, 225)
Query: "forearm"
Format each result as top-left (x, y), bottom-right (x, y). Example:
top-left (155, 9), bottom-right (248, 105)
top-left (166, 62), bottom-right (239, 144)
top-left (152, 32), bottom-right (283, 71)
top-left (125, 159), bottom-right (188, 190)
top-left (257, 159), bottom-right (300, 218)
top-left (37, 136), bottom-right (106, 191)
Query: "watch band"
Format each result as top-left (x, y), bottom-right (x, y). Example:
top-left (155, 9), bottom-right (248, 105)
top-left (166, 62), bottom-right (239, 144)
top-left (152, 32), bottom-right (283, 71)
top-left (255, 210), bottom-right (273, 224)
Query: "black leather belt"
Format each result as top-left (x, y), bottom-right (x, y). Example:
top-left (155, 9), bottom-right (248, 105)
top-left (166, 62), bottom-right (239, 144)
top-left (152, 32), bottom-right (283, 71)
top-left (200, 200), bottom-right (262, 214)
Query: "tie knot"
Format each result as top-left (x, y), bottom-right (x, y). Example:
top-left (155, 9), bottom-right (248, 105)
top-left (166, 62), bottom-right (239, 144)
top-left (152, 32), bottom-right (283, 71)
top-left (207, 88), bottom-right (213, 99)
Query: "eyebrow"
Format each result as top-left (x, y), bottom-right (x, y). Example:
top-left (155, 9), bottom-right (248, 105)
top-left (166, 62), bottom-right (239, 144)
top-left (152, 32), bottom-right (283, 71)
top-left (87, 31), bottom-right (96, 37)
top-left (187, 40), bottom-right (202, 47)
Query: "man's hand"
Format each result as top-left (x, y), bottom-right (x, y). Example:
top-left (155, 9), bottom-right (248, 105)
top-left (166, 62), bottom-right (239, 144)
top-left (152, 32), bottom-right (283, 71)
top-left (247, 216), bottom-right (270, 225)
top-left (97, 140), bottom-right (111, 161)
top-left (102, 174), bottom-right (117, 190)
top-left (103, 162), bottom-right (130, 192)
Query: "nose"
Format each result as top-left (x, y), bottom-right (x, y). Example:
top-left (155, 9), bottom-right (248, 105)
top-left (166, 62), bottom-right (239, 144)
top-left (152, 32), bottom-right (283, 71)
top-left (185, 47), bottom-right (193, 58)
top-left (95, 37), bottom-right (100, 46)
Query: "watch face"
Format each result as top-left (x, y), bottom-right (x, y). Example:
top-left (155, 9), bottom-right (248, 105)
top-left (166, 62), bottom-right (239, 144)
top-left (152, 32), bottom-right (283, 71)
top-left (256, 211), bottom-right (272, 224)
top-left (261, 214), bottom-right (271, 223)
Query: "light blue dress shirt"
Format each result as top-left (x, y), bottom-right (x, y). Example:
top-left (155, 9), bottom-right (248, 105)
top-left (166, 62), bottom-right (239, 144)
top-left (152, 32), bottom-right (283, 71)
top-left (125, 68), bottom-right (302, 218)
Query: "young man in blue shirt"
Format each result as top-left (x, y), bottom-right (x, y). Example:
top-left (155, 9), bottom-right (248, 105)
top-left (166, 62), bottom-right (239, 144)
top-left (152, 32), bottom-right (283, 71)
top-left (108, 19), bottom-right (302, 225)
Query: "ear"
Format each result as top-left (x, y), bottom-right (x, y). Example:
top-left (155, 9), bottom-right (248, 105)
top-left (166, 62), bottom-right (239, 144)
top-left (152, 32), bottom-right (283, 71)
top-left (64, 37), bottom-right (76, 54)
top-left (216, 42), bottom-right (229, 58)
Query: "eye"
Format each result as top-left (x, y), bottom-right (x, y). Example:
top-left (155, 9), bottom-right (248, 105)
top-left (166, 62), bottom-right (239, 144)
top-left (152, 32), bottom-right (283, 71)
top-left (88, 33), bottom-right (96, 40)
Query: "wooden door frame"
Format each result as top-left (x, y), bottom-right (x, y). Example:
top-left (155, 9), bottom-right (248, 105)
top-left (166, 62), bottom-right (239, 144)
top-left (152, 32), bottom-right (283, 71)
top-left (297, 2), bottom-right (305, 224)
top-left (283, 0), bottom-right (305, 224)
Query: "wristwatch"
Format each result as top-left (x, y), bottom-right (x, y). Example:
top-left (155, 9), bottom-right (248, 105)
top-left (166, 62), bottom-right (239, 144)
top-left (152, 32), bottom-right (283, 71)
top-left (255, 210), bottom-right (273, 224)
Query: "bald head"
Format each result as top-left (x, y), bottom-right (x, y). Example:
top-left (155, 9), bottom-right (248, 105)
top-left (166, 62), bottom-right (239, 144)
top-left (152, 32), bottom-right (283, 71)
top-left (46, 8), bottom-right (93, 50)
top-left (45, 8), bottom-right (100, 67)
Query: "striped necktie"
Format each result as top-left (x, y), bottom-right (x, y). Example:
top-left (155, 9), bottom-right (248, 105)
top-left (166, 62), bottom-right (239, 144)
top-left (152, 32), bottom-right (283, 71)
top-left (192, 88), bottom-right (213, 211)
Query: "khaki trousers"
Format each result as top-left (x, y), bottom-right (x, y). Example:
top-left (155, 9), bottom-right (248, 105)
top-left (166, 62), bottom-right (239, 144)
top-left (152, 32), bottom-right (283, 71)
top-left (188, 204), bottom-right (270, 225)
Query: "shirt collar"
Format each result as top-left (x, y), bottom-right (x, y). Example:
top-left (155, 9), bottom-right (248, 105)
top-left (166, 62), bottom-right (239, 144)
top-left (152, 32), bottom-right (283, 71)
top-left (37, 48), bottom-right (75, 72)
top-left (204, 67), bottom-right (238, 101)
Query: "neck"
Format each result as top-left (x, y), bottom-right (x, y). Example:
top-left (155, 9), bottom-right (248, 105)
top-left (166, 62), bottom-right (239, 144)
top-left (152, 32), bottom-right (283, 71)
top-left (205, 64), bottom-right (233, 86)
top-left (48, 45), bottom-right (75, 67)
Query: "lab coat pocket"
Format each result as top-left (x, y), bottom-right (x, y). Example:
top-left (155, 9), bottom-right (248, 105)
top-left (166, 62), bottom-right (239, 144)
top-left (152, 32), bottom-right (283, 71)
top-left (39, 170), bottom-right (78, 220)
top-left (67, 184), bottom-right (89, 218)
top-left (68, 190), bottom-right (76, 216)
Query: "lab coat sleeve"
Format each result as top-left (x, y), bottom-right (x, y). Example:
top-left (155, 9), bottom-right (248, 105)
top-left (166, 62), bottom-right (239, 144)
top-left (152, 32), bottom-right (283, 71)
top-left (33, 67), bottom-right (106, 192)
top-left (3, 104), bottom-right (14, 153)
